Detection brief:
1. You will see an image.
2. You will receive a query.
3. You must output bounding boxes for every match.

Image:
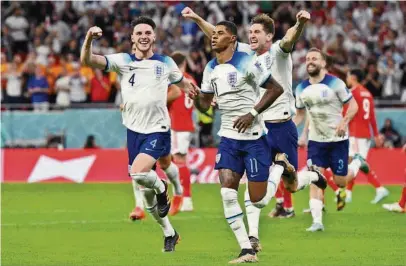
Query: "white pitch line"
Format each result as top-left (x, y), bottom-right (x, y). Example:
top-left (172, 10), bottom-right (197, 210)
top-left (1, 215), bottom-right (222, 227)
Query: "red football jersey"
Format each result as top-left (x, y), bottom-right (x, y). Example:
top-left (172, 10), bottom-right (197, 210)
top-left (343, 85), bottom-right (378, 139)
top-left (168, 72), bottom-right (195, 132)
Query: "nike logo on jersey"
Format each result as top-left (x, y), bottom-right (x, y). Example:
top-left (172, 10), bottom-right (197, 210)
top-left (129, 67), bottom-right (136, 71)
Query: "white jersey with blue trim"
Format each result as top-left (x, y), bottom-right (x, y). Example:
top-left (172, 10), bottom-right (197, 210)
top-left (201, 50), bottom-right (272, 140)
top-left (236, 41), bottom-right (294, 121)
top-left (295, 74), bottom-right (353, 143)
top-left (104, 53), bottom-right (183, 134)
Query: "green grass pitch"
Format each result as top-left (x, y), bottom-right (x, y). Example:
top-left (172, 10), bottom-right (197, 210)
top-left (2, 184), bottom-right (405, 266)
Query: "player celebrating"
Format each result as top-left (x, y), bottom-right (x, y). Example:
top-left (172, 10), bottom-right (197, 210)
top-left (126, 45), bottom-right (185, 220)
top-left (80, 17), bottom-right (194, 252)
top-left (167, 51), bottom-right (196, 213)
top-left (182, 7), bottom-right (326, 249)
top-left (188, 21), bottom-right (285, 263)
top-left (383, 144), bottom-right (406, 213)
top-left (294, 48), bottom-right (369, 232)
top-left (343, 69), bottom-right (389, 203)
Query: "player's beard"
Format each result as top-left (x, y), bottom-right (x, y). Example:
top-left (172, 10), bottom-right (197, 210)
top-left (307, 64), bottom-right (322, 77)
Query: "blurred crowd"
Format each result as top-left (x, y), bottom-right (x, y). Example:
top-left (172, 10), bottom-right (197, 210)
top-left (1, 1), bottom-right (406, 111)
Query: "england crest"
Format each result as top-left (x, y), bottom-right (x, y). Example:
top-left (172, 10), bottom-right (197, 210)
top-left (216, 153), bottom-right (221, 163)
top-left (227, 72), bottom-right (237, 87)
top-left (154, 64), bottom-right (164, 78)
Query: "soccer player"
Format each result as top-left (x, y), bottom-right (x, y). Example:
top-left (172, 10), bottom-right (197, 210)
top-left (188, 21), bottom-right (284, 263)
top-left (167, 51), bottom-right (196, 213)
top-left (80, 17), bottom-right (195, 251)
top-left (182, 7), bottom-right (326, 249)
top-left (122, 45), bottom-right (184, 220)
top-left (343, 69), bottom-right (389, 203)
top-left (294, 48), bottom-right (368, 232)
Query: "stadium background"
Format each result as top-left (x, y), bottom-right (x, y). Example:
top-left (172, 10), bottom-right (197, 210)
top-left (1, 1), bottom-right (406, 266)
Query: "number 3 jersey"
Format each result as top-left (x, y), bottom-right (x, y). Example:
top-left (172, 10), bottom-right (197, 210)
top-left (295, 74), bottom-right (353, 143)
top-left (201, 51), bottom-right (273, 140)
top-left (104, 53), bottom-right (183, 134)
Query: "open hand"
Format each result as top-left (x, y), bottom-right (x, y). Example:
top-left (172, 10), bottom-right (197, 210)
top-left (187, 83), bottom-right (200, 100)
top-left (335, 120), bottom-right (348, 137)
top-left (233, 113), bottom-right (255, 133)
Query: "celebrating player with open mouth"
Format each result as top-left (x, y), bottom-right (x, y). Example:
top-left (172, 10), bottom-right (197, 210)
top-left (80, 16), bottom-right (195, 252)
top-left (182, 7), bottom-right (326, 249)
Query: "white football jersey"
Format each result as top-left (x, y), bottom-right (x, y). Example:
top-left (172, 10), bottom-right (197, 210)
top-left (295, 74), bottom-right (353, 142)
top-left (236, 41), bottom-right (294, 121)
top-left (104, 53), bottom-right (183, 134)
top-left (201, 50), bottom-right (272, 140)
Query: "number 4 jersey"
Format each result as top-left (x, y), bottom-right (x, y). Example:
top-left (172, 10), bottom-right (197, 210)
top-left (104, 53), bottom-right (183, 134)
top-left (201, 51), bottom-right (273, 140)
top-left (168, 72), bottom-right (196, 132)
top-left (343, 85), bottom-right (378, 139)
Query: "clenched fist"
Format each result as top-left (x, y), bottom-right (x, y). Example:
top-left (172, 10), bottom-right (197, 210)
top-left (181, 7), bottom-right (199, 21)
top-left (87, 26), bottom-right (103, 40)
top-left (296, 10), bottom-right (311, 24)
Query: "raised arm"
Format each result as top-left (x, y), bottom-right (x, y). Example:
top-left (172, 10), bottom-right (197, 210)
top-left (279, 10), bottom-right (310, 53)
top-left (80, 26), bottom-right (107, 69)
top-left (182, 7), bottom-right (215, 39)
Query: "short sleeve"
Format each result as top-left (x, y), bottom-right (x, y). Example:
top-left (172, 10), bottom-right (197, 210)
top-left (249, 53), bottom-right (273, 88)
top-left (165, 57), bottom-right (184, 84)
top-left (104, 53), bottom-right (125, 73)
top-left (333, 78), bottom-right (352, 103)
top-left (236, 42), bottom-right (254, 55)
top-left (295, 85), bottom-right (305, 109)
top-left (200, 64), bottom-right (214, 94)
top-left (273, 40), bottom-right (290, 58)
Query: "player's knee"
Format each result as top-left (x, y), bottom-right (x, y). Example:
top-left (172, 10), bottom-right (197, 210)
top-left (252, 196), bottom-right (268, 209)
top-left (334, 176), bottom-right (346, 187)
top-left (285, 185), bottom-right (296, 193)
top-left (130, 172), bottom-right (149, 186)
top-left (158, 156), bottom-right (171, 170)
top-left (220, 187), bottom-right (238, 206)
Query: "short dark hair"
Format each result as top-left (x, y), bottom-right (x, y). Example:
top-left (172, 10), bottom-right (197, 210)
top-left (131, 16), bottom-right (156, 30)
top-left (171, 52), bottom-right (186, 66)
top-left (216, 21), bottom-right (238, 36)
top-left (250, 14), bottom-right (275, 35)
top-left (349, 69), bottom-right (364, 82)
top-left (308, 47), bottom-right (326, 60)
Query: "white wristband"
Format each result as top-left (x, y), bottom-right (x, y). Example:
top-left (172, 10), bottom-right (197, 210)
top-left (250, 109), bottom-right (259, 117)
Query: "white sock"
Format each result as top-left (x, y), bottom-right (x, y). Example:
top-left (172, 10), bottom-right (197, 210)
top-left (221, 187), bottom-right (251, 250)
top-left (348, 158), bottom-right (362, 177)
top-left (269, 164), bottom-right (283, 188)
top-left (163, 162), bottom-right (183, 195)
top-left (142, 187), bottom-right (175, 237)
top-left (309, 198), bottom-right (323, 225)
top-left (131, 170), bottom-right (165, 194)
top-left (132, 179), bottom-right (144, 208)
top-left (297, 171), bottom-right (318, 190)
top-left (244, 187), bottom-right (261, 239)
